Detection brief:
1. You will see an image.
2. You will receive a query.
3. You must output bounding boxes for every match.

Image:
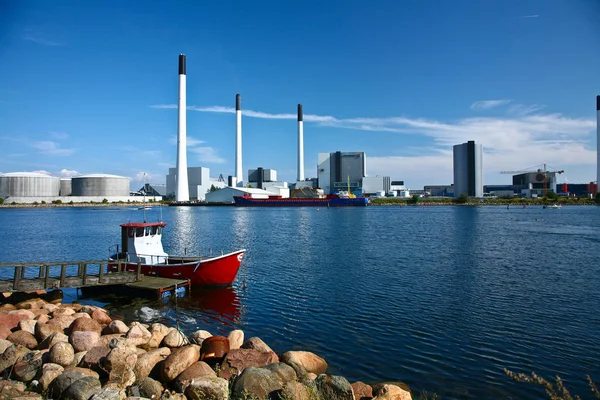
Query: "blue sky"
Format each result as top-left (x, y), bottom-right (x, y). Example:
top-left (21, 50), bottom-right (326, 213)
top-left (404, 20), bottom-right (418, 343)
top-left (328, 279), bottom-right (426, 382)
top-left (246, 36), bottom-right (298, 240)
top-left (1, 0), bottom-right (599, 189)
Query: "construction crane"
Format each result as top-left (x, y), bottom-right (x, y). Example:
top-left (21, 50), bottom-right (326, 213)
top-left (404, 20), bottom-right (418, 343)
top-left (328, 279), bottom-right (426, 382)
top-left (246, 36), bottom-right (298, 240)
top-left (500, 163), bottom-right (564, 197)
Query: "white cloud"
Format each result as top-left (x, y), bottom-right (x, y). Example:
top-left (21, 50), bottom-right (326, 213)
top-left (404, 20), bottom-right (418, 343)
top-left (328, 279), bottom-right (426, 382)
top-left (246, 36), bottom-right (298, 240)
top-left (189, 147), bottom-right (226, 164)
top-left (470, 99), bottom-right (512, 110)
top-left (520, 14), bottom-right (540, 18)
top-left (23, 35), bottom-right (64, 46)
top-left (507, 103), bottom-right (546, 115)
top-left (49, 131), bottom-right (68, 140)
top-left (30, 141), bottom-right (75, 156)
top-left (59, 169), bottom-right (79, 177)
top-left (153, 102), bottom-right (596, 186)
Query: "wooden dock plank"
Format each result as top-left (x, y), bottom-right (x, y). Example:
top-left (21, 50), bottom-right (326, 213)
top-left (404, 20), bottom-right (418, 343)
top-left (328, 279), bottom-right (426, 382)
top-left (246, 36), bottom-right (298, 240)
top-left (126, 276), bottom-right (189, 290)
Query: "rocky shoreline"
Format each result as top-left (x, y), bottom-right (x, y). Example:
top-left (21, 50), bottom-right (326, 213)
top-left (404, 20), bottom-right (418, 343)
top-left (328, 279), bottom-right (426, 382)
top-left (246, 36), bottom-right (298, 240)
top-left (0, 299), bottom-right (412, 400)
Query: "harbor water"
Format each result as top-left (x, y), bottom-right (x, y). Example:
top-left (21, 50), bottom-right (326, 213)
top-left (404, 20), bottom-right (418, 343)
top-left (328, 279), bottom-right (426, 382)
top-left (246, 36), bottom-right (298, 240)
top-left (0, 205), bottom-right (599, 399)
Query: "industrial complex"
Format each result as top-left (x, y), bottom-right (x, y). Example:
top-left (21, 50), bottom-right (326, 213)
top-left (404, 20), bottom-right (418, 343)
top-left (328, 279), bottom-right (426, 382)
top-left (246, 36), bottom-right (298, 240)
top-left (1, 55), bottom-right (598, 204)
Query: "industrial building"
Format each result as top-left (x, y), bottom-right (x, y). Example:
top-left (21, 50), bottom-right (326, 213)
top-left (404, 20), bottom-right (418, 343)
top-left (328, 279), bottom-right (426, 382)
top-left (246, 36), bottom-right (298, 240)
top-left (246, 168), bottom-right (290, 198)
top-left (0, 172), bottom-right (137, 203)
top-left (166, 167), bottom-right (227, 201)
top-left (317, 151), bottom-right (366, 195)
top-left (362, 176), bottom-right (391, 196)
top-left (424, 185), bottom-right (454, 197)
top-left (453, 141), bottom-right (483, 198)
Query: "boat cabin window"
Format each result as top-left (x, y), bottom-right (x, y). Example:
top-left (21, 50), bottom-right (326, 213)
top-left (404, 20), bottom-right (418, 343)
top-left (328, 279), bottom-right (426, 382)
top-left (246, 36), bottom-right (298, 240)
top-left (135, 227), bottom-right (145, 237)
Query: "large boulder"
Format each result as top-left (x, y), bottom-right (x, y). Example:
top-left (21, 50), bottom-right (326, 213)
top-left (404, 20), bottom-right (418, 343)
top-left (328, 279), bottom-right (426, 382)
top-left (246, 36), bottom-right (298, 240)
top-left (134, 347), bottom-right (171, 380)
top-left (52, 307), bottom-right (76, 317)
top-left (230, 367), bottom-right (283, 399)
top-left (0, 338), bottom-right (13, 353)
top-left (17, 319), bottom-right (37, 335)
top-left (70, 317), bottom-right (102, 335)
top-left (189, 330), bottom-right (212, 346)
top-left (12, 350), bottom-right (44, 382)
top-left (162, 328), bottom-right (189, 348)
top-left (0, 313), bottom-right (32, 334)
top-left (264, 362), bottom-right (298, 385)
top-left (241, 337), bottom-right (274, 353)
top-left (79, 345), bottom-right (111, 374)
top-left (38, 331), bottom-right (69, 350)
top-left (0, 344), bottom-right (30, 373)
top-left (107, 320), bottom-right (129, 334)
top-left (146, 323), bottom-right (170, 348)
top-left (125, 324), bottom-right (152, 346)
top-left (69, 330), bottom-right (100, 352)
top-left (136, 376), bottom-right (164, 399)
top-left (46, 315), bottom-right (76, 333)
top-left (38, 363), bottom-right (65, 392)
top-left (185, 377), bottom-right (229, 400)
top-left (219, 348), bottom-right (279, 380)
top-left (103, 343), bottom-right (138, 374)
top-left (48, 341), bottom-right (75, 367)
top-left (16, 298), bottom-right (47, 310)
top-left (35, 322), bottom-right (63, 342)
top-left (62, 375), bottom-right (102, 400)
top-left (372, 384), bottom-right (412, 400)
top-left (91, 308), bottom-right (112, 325)
top-left (47, 369), bottom-right (88, 399)
top-left (8, 309), bottom-right (35, 319)
top-left (315, 374), bottom-right (354, 400)
top-left (173, 361), bottom-right (217, 393)
top-left (280, 351), bottom-right (328, 376)
top-left (352, 381), bottom-right (373, 400)
top-left (160, 344), bottom-right (200, 382)
top-left (228, 330), bottom-right (244, 350)
top-left (7, 330), bottom-right (38, 349)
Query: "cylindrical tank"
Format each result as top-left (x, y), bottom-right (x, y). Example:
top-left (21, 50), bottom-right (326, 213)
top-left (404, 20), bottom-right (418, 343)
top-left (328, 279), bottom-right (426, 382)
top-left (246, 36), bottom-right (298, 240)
top-left (0, 172), bottom-right (60, 198)
top-left (71, 174), bottom-right (130, 196)
top-left (60, 178), bottom-right (72, 196)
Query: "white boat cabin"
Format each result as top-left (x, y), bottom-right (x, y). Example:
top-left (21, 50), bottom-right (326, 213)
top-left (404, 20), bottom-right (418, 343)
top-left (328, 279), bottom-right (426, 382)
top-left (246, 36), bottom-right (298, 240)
top-left (120, 222), bottom-right (168, 265)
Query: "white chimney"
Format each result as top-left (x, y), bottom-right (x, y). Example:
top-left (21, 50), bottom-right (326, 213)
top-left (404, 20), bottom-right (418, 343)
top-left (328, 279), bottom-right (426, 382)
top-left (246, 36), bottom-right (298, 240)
top-left (236, 94), bottom-right (243, 187)
top-left (175, 54), bottom-right (189, 201)
top-left (297, 104), bottom-right (304, 181)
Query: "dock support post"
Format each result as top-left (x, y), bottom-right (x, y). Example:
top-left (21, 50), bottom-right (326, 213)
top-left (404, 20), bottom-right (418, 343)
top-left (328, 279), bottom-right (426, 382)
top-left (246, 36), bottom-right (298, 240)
top-left (82, 263), bottom-right (87, 286)
top-left (99, 263), bottom-right (105, 283)
top-left (60, 264), bottom-right (66, 287)
top-left (38, 265), bottom-right (44, 278)
top-left (44, 265), bottom-right (50, 289)
top-left (136, 261), bottom-right (142, 281)
top-left (13, 265), bottom-right (21, 291)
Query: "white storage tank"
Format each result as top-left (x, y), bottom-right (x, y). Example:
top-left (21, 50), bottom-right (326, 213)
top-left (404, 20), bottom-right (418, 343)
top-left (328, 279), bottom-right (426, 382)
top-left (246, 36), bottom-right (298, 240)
top-left (72, 174), bottom-right (130, 196)
top-left (0, 172), bottom-right (60, 198)
top-left (60, 178), bottom-right (72, 196)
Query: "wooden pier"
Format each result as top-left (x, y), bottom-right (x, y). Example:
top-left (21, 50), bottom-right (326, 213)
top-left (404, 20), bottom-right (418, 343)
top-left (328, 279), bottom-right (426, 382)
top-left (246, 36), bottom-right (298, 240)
top-left (0, 260), bottom-right (191, 301)
top-left (0, 260), bottom-right (141, 292)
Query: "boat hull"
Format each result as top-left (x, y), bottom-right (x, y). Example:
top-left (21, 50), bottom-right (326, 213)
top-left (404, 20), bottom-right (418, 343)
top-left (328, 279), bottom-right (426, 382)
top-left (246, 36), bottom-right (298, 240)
top-left (233, 196), bottom-right (369, 207)
top-left (109, 250), bottom-right (245, 287)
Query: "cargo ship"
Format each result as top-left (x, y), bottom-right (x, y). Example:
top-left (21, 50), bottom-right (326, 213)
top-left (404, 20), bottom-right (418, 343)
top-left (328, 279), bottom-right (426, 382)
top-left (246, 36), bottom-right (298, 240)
top-left (233, 187), bottom-right (369, 207)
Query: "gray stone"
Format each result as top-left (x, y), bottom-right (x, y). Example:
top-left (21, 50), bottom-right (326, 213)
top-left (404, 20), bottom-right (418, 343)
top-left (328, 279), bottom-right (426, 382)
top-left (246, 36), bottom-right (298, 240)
top-left (89, 387), bottom-right (127, 400)
top-left (39, 363), bottom-right (64, 392)
top-left (0, 344), bottom-right (29, 373)
top-left (61, 375), bottom-right (102, 400)
top-left (315, 374), bottom-right (354, 400)
top-left (47, 369), bottom-right (87, 399)
top-left (230, 366), bottom-right (282, 399)
top-left (38, 331), bottom-right (69, 350)
top-left (7, 330), bottom-right (38, 349)
top-left (265, 362), bottom-right (298, 385)
top-left (12, 350), bottom-right (44, 382)
top-left (185, 377), bottom-right (229, 400)
top-left (48, 341), bottom-right (75, 367)
top-left (137, 376), bottom-right (164, 399)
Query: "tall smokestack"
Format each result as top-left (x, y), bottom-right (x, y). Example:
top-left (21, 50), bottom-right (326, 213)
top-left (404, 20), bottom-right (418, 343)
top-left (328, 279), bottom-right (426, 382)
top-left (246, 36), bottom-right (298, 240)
top-left (597, 95), bottom-right (600, 193)
top-left (297, 104), bottom-right (304, 181)
top-left (235, 94), bottom-right (243, 187)
top-left (175, 54), bottom-right (189, 201)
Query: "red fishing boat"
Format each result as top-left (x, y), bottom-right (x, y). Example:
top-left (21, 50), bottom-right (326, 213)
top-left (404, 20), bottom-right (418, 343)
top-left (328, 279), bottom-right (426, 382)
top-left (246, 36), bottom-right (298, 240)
top-left (108, 221), bottom-right (245, 287)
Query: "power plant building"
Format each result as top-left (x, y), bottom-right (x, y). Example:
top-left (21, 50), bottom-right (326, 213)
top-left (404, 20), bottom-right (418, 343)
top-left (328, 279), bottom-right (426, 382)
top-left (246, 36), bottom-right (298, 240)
top-left (453, 141), bottom-right (483, 198)
top-left (318, 152), bottom-right (366, 194)
top-left (166, 167), bottom-right (226, 201)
